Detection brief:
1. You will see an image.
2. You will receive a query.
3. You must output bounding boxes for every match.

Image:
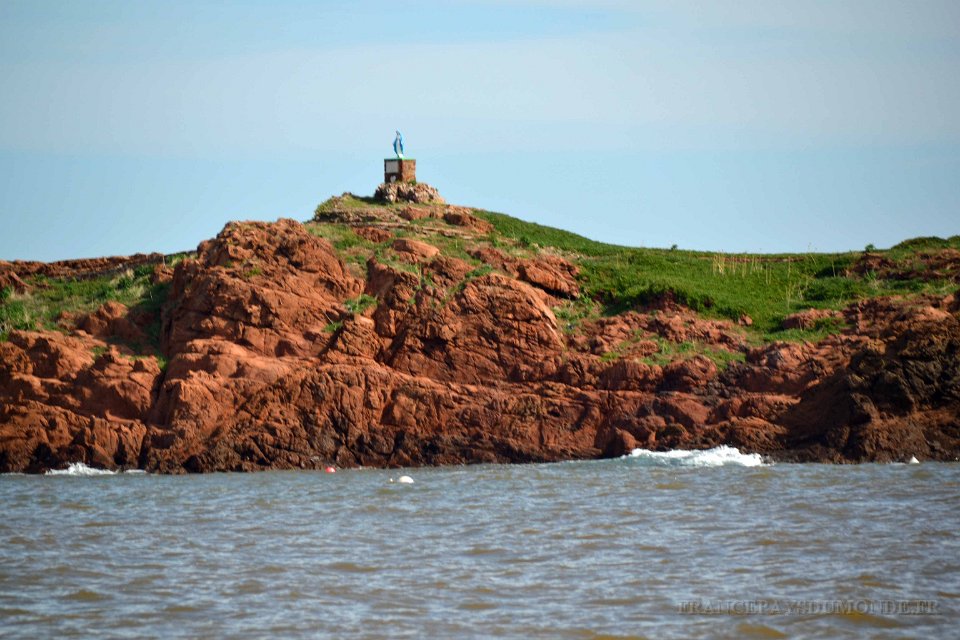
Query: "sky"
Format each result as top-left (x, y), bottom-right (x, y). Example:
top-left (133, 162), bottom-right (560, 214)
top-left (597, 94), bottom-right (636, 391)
top-left (1, 0), bottom-right (958, 260)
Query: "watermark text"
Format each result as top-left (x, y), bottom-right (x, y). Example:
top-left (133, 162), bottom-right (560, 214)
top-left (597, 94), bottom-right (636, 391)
top-left (676, 599), bottom-right (940, 616)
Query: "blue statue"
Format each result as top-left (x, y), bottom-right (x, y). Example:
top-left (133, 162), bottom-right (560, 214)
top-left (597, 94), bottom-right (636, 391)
top-left (393, 130), bottom-right (404, 159)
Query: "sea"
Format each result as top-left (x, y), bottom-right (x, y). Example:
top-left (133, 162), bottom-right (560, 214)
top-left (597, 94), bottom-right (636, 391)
top-left (1, 447), bottom-right (957, 639)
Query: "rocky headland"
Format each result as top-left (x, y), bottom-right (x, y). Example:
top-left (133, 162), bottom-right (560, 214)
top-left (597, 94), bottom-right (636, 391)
top-left (1, 185), bottom-right (958, 472)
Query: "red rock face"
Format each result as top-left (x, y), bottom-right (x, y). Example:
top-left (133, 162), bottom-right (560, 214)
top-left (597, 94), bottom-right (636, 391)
top-left (162, 219), bottom-right (361, 357)
top-left (0, 332), bottom-right (153, 471)
top-left (2, 218), bottom-right (959, 473)
top-left (443, 208), bottom-right (494, 234)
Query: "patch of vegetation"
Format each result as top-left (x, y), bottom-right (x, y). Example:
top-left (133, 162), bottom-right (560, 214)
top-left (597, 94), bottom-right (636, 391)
top-left (0, 267), bottom-right (170, 351)
top-left (344, 293), bottom-right (377, 314)
top-left (313, 194), bottom-right (384, 217)
top-left (598, 328), bottom-right (745, 370)
top-left (701, 348), bottom-right (748, 370)
top-left (323, 320), bottom-right (344, 333)
top-left (373, 247), bottom-right (421, 276)
top-left (553, 295), bottom-right (600, 334)
top-left (305, 221), bottom-right (388, 272)
top-left (403, 267), bottom-right (440, 307)
top-left (165, 253), bottom-right (191, 268)
top-left (640, 336), bottom-right (746, 370)
top-left (474, 209), bottom-right (623, 257)
top-left (803, 276), bottom-right (862, 302)
top-left (473, 209), bottom-right (958, 336)
top-left (417, 234), bottom-right (479, 263)
top-left (760, 316), bottom-right (848, 344)
top-left (887, 235), bottom-right (960, 258)
top-left (306, 222), bottom-right (376, 252)
top-left (405, 216), bottom-right (445, 229)
top-left (600, 350), bottom-right (621, 363)
top-left (0, 287), bottom-right (30, 340)
top-left (453, 264), bottom-right (493, 295)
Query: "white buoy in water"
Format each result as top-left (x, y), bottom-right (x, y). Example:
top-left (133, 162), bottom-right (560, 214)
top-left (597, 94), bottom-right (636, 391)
top-left (908, 456), bottom-right (920, 464)
top-left (397, 475), bottom-right (414, 484)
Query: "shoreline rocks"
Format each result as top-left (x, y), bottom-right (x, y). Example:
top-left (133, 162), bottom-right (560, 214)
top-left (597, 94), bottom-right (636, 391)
top-left (2, 216), bottom-right (958, 473)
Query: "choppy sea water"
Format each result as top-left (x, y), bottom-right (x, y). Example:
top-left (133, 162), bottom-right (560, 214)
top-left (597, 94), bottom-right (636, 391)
top-left (1, 448), bottom-right (957, 639)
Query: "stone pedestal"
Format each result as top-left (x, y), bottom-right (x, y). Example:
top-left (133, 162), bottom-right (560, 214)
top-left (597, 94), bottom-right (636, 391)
top-left (384, 158), bottom-right (416, 183)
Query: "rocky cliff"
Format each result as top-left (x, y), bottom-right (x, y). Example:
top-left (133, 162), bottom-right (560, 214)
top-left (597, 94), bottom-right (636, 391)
top-left (1, 192), bottom-right (958, 472)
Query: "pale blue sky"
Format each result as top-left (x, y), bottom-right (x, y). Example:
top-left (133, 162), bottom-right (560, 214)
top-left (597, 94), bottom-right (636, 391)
top-left (1, 0), bottom-right (958, 260)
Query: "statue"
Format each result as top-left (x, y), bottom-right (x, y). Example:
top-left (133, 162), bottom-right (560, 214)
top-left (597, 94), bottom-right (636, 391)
top-left (393, 130), bottom-right (404, 159)
top-left (383, 130), bottom-right (416, 185)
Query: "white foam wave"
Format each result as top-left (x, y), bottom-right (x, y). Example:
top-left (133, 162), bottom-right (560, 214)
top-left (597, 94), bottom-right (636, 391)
top-left (626, 445), bottom-right (766, 467)
top-left (45, 462), bottom-right (117, 476)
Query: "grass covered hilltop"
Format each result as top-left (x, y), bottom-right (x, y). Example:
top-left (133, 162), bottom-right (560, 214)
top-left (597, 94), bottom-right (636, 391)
top-left (1, 188), bottom-right (958, 473)
top-left (311, 193), bottom-right (960, 343)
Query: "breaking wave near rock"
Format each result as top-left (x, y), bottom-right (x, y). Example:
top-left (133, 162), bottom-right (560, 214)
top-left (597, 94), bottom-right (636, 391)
top-left (625, 445), bottom-right (766, 467)
top-left (45, 462), bottom-right (118, 476)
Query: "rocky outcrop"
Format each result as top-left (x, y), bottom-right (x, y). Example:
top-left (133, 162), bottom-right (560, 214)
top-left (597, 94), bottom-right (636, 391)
top-left (0, 332), bottom-right (154, 472)
top-left (443, 208), bottom-right (493, 233)
top-left (161, 219), bottom-right (360, 357)
top-left (374, 182), bottom-right (444, 204)
top-left (2, 216), bottom-right (959, 473)
top-left (778, 308), bottom-right (960, 461)
top-left (391, 238), bottom-right (440, 263)
top-left (517, 256), bottom-right (580, 299)
top-left (466, 247), bottom-right (581, 300)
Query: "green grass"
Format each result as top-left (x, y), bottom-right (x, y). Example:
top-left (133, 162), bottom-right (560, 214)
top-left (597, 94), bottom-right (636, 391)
top-left (599, 332), bottom-right (746, 370)
top-left (700, 347), bottom-right (748, 370)
top-left (0, 287), bottom-right (29, 340)
top-left (306, 222), bottom-right (385, 271)
top-left (759, 316), bottom-right (848, 344)
top-left (553, 295), bottom-right (601, 334)
top-left (639, 337), bottom-right (698, 366)
top-left (638, 337), bottom-right (746, 370)
top-left (371, 247), bottom-right (422, 276)
top-left (413, 233), bottom-right (480, 263)
top-left (344, 293), bottom-right (377, 314)
top-left (473, 209), bottom-right (959, 335)
top-left (305, 222), bottom-right (376, 252)
top-left (453, 264), bottom-right (493, 295)
top-left (474, 209), bottom-right (622, 256)
top-left (313, 194), bottom-right (382, 216)
top-left (0, 266), bottom-right (170, 351)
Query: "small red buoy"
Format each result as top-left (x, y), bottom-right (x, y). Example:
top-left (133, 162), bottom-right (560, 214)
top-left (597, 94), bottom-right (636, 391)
top-left (324, 466), bottom-right (336, 473)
